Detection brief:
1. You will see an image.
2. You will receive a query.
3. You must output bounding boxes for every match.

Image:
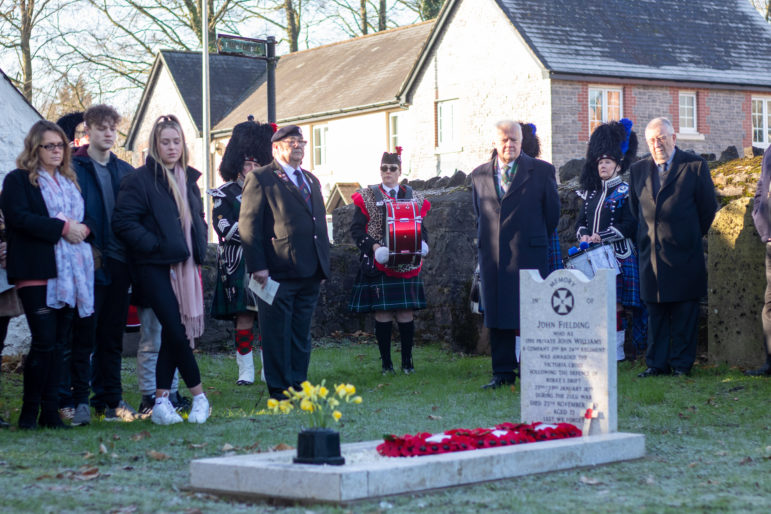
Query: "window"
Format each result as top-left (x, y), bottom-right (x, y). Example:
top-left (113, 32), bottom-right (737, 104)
top-left (312, 125), bottom-right (328, 167)
top-left (679, 92), bottom-right (697, 133)
top-left (588, 87), bottom-right (622, 133)
top-left (752, 98), bottom-right (771, 147)
top-left (436, 99), bottom-right (457, 149)
top-left (389, 112), bottom-right (400, 151)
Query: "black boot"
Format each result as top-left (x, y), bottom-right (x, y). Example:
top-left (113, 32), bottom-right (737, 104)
top-left (745, 353), bottom-right (771, 376)
top-left (38, 344), bottom-right (69, 429)
top-left (375, 321), bottom-right (394, 373)
top-left (18, 402), bottom-right (38, 430)
top-left (398, 321), bottom-right (415, 374)
top-left (18, 348), bottom-right (51, 429)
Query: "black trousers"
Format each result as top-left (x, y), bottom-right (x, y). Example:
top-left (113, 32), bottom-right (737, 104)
top-left (646, 300), bottom-right (700, 373)
top-left (490, 328), bottom-right (518, 379)
top-left (89, 258), bottom-right (132, 408)
top-left (257, 277), bottom-right (321, 399)
top-left (17, 286), bottom-right (74, 410)
top-left (135, 264), bottom-right (201, 391)
top-left (761, 243), bottom-right (771, 355)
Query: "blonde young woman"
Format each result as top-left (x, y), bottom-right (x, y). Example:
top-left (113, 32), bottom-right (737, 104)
top-left (112, 115), bottom-right (210, 425)
top-left (1, 120), bottom-right (94, 429)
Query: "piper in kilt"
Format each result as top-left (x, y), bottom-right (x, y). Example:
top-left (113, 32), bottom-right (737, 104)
top-left (349, 149), bottom-right (430, 374)
top-left (575, 119), bottom-right (647, 360)
top-left (207, 116), bottom-right (275, 385)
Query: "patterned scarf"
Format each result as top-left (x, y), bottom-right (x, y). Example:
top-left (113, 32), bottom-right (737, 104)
top-left (169, 164), bottom-right (204, 344)
top-left (37, 169), bottom-right (94, 318)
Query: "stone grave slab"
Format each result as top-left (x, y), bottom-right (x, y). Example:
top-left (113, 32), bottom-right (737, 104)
top-left (190, 432), bottom-right (645, 503)
top-left (520, 269), bottom-right (617, 434)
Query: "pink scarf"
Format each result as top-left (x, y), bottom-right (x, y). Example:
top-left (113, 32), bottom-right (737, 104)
top-left (169, 164), bottom-right (204, 345)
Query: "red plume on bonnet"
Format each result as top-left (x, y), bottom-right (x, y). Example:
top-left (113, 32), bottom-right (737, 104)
top-left (395, 146), bottom-right (403, 156)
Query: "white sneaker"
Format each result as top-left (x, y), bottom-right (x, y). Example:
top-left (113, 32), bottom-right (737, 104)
top-left (236, 350), bottom-right (255, 385)
top-left (151, 393), bottom-right (183, 425)
top-left (188, 394), bottom-right (211, 424)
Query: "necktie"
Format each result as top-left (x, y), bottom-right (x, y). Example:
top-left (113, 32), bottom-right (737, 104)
top-left (388, 189), bottom-right (396, 198)
top-left (293, 169), bottom-right (312, 209)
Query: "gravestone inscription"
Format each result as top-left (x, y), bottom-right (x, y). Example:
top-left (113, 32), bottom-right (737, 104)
top-left (520, 269), bottom-right (616, 434)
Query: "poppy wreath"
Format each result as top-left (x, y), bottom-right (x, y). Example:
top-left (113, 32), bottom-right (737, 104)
top-left (376, 422), bottom-right (582, 457)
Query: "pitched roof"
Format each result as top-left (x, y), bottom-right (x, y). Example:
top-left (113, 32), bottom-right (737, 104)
top-left (325, 182), bottom-right (361, 214)
top-left (0, 67), bottom-right (41, 118)
top-left (126, 50), bottom-right (266, 148)
top-left (215, 21), bottom-right (434, 132)
top-left (494, 0), bottom-right (771, 85)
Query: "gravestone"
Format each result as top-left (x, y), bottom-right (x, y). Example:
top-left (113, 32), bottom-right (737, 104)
top-left (520, 269), bottom-right (616, 435)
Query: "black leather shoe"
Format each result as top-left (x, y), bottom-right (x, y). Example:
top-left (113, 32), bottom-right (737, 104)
top-left (482, 376), bottom-right (515, 389)
top-left (637, 367), bottom-right (665, 378)
top-left (744, 362), bottom-right (771, 376)
top-left (672, 369), bottom-right (690, 377)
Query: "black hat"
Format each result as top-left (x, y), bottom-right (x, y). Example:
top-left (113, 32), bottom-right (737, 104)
top-left (580, 118), bottom-right (638, 190)
top-left (381, 146), bottom-right (402, 166)
top-left (219, 116), bottom-right (276, 181)
top-left (55, 112), bottom-right (84, 142)
top-left (519, 122), bottom-right (540, 158)
top-left (271, 124), bottom-right (302, 142)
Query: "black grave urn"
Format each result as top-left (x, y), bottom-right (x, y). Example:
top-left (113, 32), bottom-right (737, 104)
top-left (293, 428), bottom-right (346, 465)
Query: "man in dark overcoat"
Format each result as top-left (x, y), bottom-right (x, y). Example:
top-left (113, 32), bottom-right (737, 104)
top-left (748, 144), bottom-right (771, 376)
top-left (239, 125), bottom-right (331, 399)
top-left (629, 117), bottom-right (717, 377)
top-left (471, 120), bottom-right (560, 389)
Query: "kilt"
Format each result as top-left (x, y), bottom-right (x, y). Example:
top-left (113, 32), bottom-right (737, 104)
top-left (211, 256), bottom-right (258, 320)
top-left (616, 252), bottom-right (642, 308)
top-left (349, 270), bottom-right (426, 313)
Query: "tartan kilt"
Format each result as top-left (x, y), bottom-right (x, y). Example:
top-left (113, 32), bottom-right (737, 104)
top-left (348, 269), bottom-right (426, 313)
top-left (616, 252), bottom-right (642, 308)
top-left (211, 256), bottom-right (258, 320)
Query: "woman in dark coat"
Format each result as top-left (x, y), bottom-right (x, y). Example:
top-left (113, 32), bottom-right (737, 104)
top-left (207, 117), bottom-right (274, 385)
top-left (575, 119), bottom-right (645, 361)
top-left (112, 114), bottom-right (210, 425)
top-left (1, 120), bottom-right (94, 429)
top-left (349, 149), bottom-right (430, 374)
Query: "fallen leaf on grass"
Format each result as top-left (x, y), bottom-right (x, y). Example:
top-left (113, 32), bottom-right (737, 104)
top-left (221, 443), bottom-right (235, 451)
top-left (688, 461), bottom-right (699, 468)
top-left (147, 450), bottom-right (170, 461)
top-left (727, 386), bottom-right (744, 393)
top-left (739, 457), bottom-right (753, 465)
top-left (188, 443), bottom-right (207, 449)
top-left (645, 475), bottom-right (656, 485)
top-left (83, 452), bottom-right (94, 460)
top-left (243, 442), bottom-right (260, 451)
top-left (122, 466), bottom-right (134, 471)
top-left (74, 467), bottom-right (100, 481)
top-left (706, 397), bottom-right (719, 407)
top-left (131, 431), bottom-right (151, 442)
top-left (99, 443), bottom-right (108, 454)
top-left (427, 414), bottom-right (442, 420)
top-left (272, 443), bottom-right (294, 451)
top-left (580, 475), bottom-right (605, 485)
top-left (715, 451), bottom-right (728, 457)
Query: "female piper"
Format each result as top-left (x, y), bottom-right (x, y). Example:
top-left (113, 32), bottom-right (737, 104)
top-left (112, 114), bottom-right (210, 425)
top-left (207, 116), bottom-right (275, 385)
top-left (1, 120), bottom-right (94, 429)
top-left (575, 118), bottom-right (646, 360)
top-left (349, 149), bottom-right (430, 374)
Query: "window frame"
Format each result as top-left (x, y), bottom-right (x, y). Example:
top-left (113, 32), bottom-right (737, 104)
top-left (678, 91), bottom-right (698, 134)
top-left (752, 96), bottom-right (771, 148)
top-left (435, 98), bottom-right (459, 152)
top-left (312, 125), bottom-right (329, 168)
top-left (588, 86), bottom-right (623, 134)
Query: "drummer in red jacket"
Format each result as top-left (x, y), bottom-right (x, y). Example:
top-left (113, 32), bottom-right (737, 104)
top-left (349, 149), bottom-right (431, 374)
top-left (574, 119), bottom-right (644, 361)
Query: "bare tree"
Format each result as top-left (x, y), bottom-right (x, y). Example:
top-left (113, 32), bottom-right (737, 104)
top-left (321, 0), bottom-right (400, 37)
top-left (0, 0), bottom-right (64, 101)
top-left (749, 0), bottom-right (771, 20)
top-left (397, 0), bottom-right (443, 21)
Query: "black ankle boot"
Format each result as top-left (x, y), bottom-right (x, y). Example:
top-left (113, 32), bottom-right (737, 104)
top-left (375, 321), bottom-right (393, 371)
top-left (38, 403), bottom-right (70, 429)
top-left (398, 321), bottom-right (415, 372)
top-left (18, 402), bottom-right (39, 430)
top-left (744, 355), bottom-right (771, 376)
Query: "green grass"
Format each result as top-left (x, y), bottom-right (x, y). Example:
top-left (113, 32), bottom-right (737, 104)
top-left (1, 342), bottom-right (770, 513)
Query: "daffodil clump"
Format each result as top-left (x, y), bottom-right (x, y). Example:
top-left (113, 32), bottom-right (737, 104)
top-left (267, 380), bottom-right (363, 428)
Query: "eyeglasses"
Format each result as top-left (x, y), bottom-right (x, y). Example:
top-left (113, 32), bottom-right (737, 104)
top-left (39, 143), bottom-right (66, 151)
top-left (647, 135), bottom-right (671, 145)
top-left (380, 165), bottom-right (399, 172)
top-left (280, 139), bottom-right (307, 147)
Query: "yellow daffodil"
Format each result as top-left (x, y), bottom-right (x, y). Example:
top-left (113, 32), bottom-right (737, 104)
top-left (332, 410), bottom-right (342, 421)
top-left (319, 386), bottom-right (329, 398)
top-left (269, 380), bottom-right (362, 428)
top-left (300, 398), bottom-right (315, 412)
top-left (328, 397), bottom-right (340, 408)
top-left (267, 398), bottom-right (278, 409)
top-left (301, 381), bottom-right (314, 395)
top-left (345, 384), bottom-right (356, 395)
top-left (335, 383), bottom-right (346, 396)
top-left (352, 396), bottom-right (362, 404)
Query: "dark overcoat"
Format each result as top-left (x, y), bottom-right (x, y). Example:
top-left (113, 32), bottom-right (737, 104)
top-left (239, 159), bottom-right (330, 280)
top-left (471, 153), bottom-right (560, 329)
top-left (628, 148), bottom-right (717, 303)
top-left (752, 145), bottom-right (771, 242)
top-left (112, 156), bottom-right (207, 267)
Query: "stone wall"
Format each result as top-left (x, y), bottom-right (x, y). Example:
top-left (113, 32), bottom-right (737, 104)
top-left (707, 198), bottom-right (766, 367)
